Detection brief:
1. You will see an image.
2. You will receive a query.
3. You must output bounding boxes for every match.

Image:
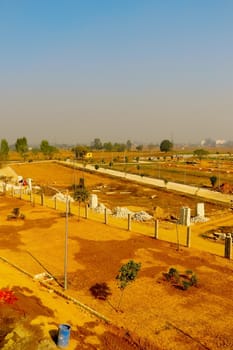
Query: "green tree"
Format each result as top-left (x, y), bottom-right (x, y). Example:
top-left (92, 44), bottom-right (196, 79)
top-left (193, 149), bottom-right (209, 160)
top-left (0, 139), bottom-right (9, 162)
top-left (116, 260), bottom-right (141, 310)
top-left (126, 140), bottom-right (132, 151)
top-left (210, 175), bottom-right (217, 188)
top-left (15, 137), bottom-right (28, 160)
top-left (160, 139), bottom-right (173, 152)
top-left (73, 181), bottom-right (89, 220)
top-left (136, 144), bottom-right (143, 151)
top-left (91, 138), bottom-right (102, 150)
top-left (103, 142), bottom-right (113, 151)
top-left (72, 145), bottom-right (89, 159)
top-left (40, 140), bottom-right (57, 159)
top-left (113, 143), bottom-right (126, 152)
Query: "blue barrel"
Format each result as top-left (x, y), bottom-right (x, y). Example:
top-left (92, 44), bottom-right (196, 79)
top-left (57, 324), bottom-right (71, 348)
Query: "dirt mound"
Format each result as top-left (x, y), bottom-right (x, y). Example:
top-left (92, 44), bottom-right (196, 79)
top-left (0, 166), bottom-right (18, 181)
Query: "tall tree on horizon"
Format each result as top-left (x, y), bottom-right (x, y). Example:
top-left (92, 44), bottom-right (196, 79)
top-left (15, 137), bottom-right (28, 161)
top-left (0, 139), bottom-right (9, 162)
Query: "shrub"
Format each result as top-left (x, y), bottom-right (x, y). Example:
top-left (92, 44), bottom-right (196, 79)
top-left (0, 289), bottom-right (17, 305)
top-left (164, 267), bottom-right (198, 291)
top-left (116, 260), bottom-right (141, 310)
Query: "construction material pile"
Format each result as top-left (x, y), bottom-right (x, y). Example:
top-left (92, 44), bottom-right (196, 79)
top-left (191, 215), bottom-right (209, 223)
top-left (92, 204), bottom-right (153, 222)
top-left (112, 207), bottom-right (153, 221)
top-left (93, 203), bottom-right (112, 214)
top-left (112, 207), bottom-right (133, 218)
top-left (132, 211), bottom-right (153, 221)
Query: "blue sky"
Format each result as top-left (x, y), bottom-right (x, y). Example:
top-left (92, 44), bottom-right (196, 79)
top-left (0, 0), bottom-right (232, 145)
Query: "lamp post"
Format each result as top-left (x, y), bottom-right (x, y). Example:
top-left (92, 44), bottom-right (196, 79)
top-left (64, 194), bottom-right (69, 290)
top-left (218, 160), bottom-right (220, 190)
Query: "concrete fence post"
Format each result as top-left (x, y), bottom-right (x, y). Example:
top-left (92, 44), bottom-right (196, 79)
top-left (154, 219), bottom-right (159, 239)
top-left (104, 208), bottom-right (108, 224)
top-left (127, 213), bottom-right (131, 231)
top-left (41, 193), bottom-right (44, 206)
top-left (186, 226), bottom-right (191, 248)
top-left (85, 204), bottom-right (88, 219)
top-left (224, 234), bottom-right (232, 259)
top-left (54, 197), bottom-right (57, 210)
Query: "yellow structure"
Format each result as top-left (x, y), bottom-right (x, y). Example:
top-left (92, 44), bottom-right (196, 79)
top-left (84, 152), bottom-right (93, 159)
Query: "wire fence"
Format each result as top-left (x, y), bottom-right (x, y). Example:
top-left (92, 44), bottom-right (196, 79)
top-left (6, 188), bottom-right (230, 259)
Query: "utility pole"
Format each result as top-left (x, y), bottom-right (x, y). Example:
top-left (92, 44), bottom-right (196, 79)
top-left (64, 194), bottom-right (69, 290)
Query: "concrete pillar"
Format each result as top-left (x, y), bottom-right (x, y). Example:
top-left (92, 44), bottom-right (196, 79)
top-left (85, 204), bottom-right (89, 219)
top-left (180, 207), bottom-right (191, 226)
top-left (41, 193), bottom-right (44, 206)
top-left (154, 219), bottom-right (159, 239)
top-left (196, 203), bottom-right (205, 217)
top-left (104, 208), bottom-right (108, 224)
top-left (127, 213), bottom-right (131, 231)
top-left (225, 234), bottom-right (232, 259)
top-left (186, 226), bottom-right (191, 248)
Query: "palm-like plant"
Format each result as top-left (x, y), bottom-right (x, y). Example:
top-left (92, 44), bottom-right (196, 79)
top-left (73, 186), bottom-right (89, 220)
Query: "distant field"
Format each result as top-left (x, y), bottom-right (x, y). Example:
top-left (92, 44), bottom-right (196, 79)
top-left (5, 148), bottom-right (233, 189)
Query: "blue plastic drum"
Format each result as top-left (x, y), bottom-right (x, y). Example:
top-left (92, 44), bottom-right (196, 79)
top-left (57, 324), bottom-right (71, 348)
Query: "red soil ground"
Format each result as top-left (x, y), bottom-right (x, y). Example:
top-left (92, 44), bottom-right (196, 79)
top-left (0, 162), bottom-right (233, 349)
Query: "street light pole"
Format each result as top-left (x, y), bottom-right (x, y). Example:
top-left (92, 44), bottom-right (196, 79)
top-left (64, 195), bottom-right (69, 290)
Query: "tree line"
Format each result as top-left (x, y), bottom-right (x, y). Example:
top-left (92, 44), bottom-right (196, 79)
top-left (0, 136), bottom-right (175, 162)
top-left (3, 136), bottom-right (220, 162)
top-left (0, 137), bottom-right (58, 162)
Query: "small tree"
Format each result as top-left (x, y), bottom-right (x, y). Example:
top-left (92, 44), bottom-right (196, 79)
top-left (210, 175), bottom-right (217, 188)
top-left (73, 145), bottom-right (89, 159)
top-left (116, 260), bottom-right (141, 310)
top-left (15, 137), bottom-right (28, 161)
top-left (160, 139), bottom-right (173, 152)
top-left (136, 144), bottom-right (143, 151)
top-left (0, 139), bottom-right (9, 163)
top-left (40, 140), bottom-right (57, 159)
top-left (73, 180), bottom-right (89, 220)
top-left (91, 138), bottom-right (103, 150)
top-left (126, 140), bottom-right (132, 151)
top-left (193, 148), bottom-right (209, 160)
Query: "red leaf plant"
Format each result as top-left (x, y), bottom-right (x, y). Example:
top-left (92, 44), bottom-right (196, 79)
top-left (0, 289), bottom-right (18, 305)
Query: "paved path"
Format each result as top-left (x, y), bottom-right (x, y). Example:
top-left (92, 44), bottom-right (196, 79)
top-left (60, 161), bottom-right (233, 205)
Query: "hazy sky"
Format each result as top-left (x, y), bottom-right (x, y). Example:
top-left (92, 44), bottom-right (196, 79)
top-left (1, 0), bottom-right (232, 146)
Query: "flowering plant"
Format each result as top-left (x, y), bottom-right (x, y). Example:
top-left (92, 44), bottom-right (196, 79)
top-left (0, 289), bottom-right (18, 305)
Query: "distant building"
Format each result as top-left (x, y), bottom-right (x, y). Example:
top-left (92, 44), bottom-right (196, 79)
top-left (216, 139), bottom-right (226, 145)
